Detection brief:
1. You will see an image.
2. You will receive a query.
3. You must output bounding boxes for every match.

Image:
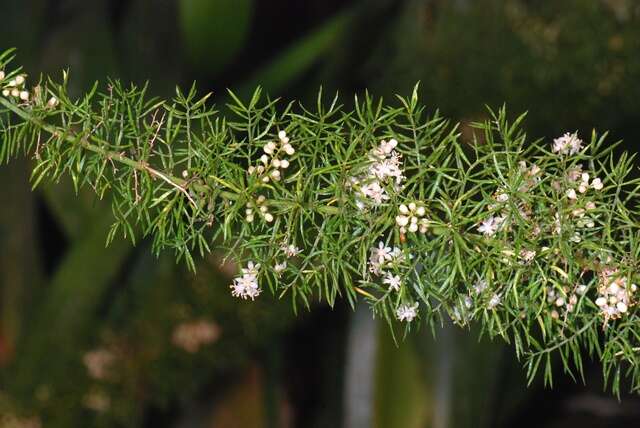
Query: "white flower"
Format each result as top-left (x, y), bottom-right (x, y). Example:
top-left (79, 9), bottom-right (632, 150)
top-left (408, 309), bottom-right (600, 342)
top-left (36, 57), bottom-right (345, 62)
top-left (370, 242), bottom-right (393, 265)
top-left (274, 261), bottom-right (287, 276)
top-left (477, 215), bottom-right (504, 237)
top-left (488, 293), bottom-right (501, 309)
top-left (281, 243), bottom-right (302, 257)
top-left (383, 273), bottom-right (401, 291)
top-left (473, 279), bottom-right (488, 294)
top-left (396, 302), bottom-right (419, 322)
top-left (230, 264), bottom-right (261, 300)
top-left (241, 261), bottom-right (260, 276)
top-left (552, 132), bottom-right (583, 156)
top-left (360, 181), bottom-right (389, 205)
top-left (566, 188), bottom-right (577, 200)
top-left (519, 249), bottom-right (536, 263)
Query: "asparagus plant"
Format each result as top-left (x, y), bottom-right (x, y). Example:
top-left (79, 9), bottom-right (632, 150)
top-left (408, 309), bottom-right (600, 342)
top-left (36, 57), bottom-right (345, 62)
top-left (2, 48), bottom-right (640, 394)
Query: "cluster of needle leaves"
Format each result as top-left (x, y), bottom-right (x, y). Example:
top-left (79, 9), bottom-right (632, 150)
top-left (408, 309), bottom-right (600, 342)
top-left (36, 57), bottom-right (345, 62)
top-left (2, 49), bottom-right (640, 395)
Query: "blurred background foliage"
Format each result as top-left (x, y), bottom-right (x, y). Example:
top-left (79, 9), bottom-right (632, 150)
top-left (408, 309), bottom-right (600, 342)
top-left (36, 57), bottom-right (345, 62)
top-left (1, 0), bottom-right (640, 427)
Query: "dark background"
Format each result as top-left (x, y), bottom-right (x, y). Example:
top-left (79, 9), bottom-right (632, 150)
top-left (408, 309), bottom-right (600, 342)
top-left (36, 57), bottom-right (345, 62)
top-left (1, 0), bottom-right (640, 427)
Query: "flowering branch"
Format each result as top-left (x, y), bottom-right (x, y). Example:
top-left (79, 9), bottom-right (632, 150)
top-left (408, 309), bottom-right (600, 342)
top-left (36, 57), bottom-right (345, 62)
top-left (2, 49), bottom-right (640, 393)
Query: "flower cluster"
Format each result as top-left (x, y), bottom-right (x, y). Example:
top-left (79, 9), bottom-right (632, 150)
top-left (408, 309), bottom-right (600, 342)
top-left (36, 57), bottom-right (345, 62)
top-left (565, 169), bottom-right (603, 200)
top-left (247, 130), bottom-right (295, 183)
top-left (245, 195), bottom-right (273, 223)
top-left (395, 202), bottom-right (429, 234)
top-left (367, 241), bottom-right (403, 277)
top-left (552, 132), bottom-right (583, 156)
top-left (230, 261), bottom-right (261, 300)
top-left (595, 267), bottom-right (637, 324)
top-left (171, 319), bottom-right (221, 353)
top-left (0, 69), bottom-right (58, 108)
top-left (350, 139), bottom-right (404, 209)
top-left (1, 73), bottom-right (29, 102)
top-left (546, 285), bottom-right (585, 319)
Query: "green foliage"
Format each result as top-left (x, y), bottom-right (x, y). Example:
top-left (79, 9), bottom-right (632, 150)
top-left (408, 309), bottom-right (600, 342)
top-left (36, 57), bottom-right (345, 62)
top-left (2, 48), bottom-right (640, 398)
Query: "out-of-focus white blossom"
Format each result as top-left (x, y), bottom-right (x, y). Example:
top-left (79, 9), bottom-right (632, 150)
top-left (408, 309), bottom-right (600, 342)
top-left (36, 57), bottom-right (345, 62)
top-left (396, 302), bottom-right (419, 322)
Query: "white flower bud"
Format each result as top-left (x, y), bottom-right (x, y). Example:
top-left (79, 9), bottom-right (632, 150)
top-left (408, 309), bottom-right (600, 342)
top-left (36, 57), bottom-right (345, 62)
top-left (264, 213), bottom-right (274, 223)
top-left (280, 159), bottom-right (289, 169)
top-left (47, 96), bottom-right (59, 108)
top-left (595, 297), bottom-right (607, 307)
top-left (8, 79), bottom-right (16, 87)
top-left (259, 205), bottom-right (268, 213)
top-left (278, 130), bottom-right (287, 141)
top-left (272, 159), bottom-right (281, 168)
top-left (181, 170), bottom-right (189, 179)
top-left (262, 176), bottom-right (270, 183)
top-left (399, 204), bottom-right (409, 214)
top-left (408, 202), bottom-right (416, 211)
top-left (617, 302), bottom-right (628, 313)
top-left (15, 75), bottom-right (25, 85)
top-left (591, 178), bottom-right (603, 190)
top-left (0, 70), bottom-right (5, 80)
top-left (270, 169), bottom-right (281, 180)
top-left (566, 189), bottom-right (577, 200)
top-left (1, 89), bottom-right (9, 97)
top-left (416, 206), bottom-right (425, 216)
top-left (395, 215), bottom-right (409, 227)
top-left (283, 144), bottom-right (295, 155)
top-left (260, 154), bottom-right (269, 164)
top-left (248, 166), bottom-right (256, 174)
top-left (256, 195), bottom-right (266, 204)
top-left (19, 90), bottom-right (29, 101)
top-left (246, 214), bottom-right (254, 223)
top-left (408, 222), bottom-right (418, 233)
top-left (264, 142), bottom-right (276, 155)
top-left (555, 297), bottom-right (565, 307)
top-left (10, 88), bottom-right (20, 98)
